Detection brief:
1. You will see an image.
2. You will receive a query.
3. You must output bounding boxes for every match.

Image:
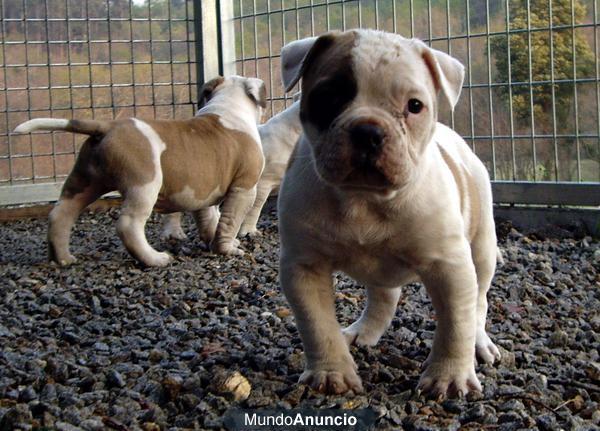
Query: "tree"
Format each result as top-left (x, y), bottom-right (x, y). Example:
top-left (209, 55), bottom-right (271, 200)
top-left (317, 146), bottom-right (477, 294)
top-left (491, 0), bottom-right (594, 129)
top-left (490, 0), bottom-right (596, 180)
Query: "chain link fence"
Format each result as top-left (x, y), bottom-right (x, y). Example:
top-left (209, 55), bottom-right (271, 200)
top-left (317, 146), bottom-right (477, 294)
top-left (0, 0), bottom-right (199, 204)
top-left (230, 0), bottom-right (600, 205)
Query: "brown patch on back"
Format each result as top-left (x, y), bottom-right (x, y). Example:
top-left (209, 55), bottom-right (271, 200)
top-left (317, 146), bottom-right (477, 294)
top-left (50, 120), bottom-right (156, 203)
top-left (100, 120), bottom-right (156, 190)
top-left (438, 144), bottom-right (480, 241)
top-left (61, 137), bottom-right (98, 198)
top-left (55, 114), bottom-right (262, 213)
top-left (148, 114), bottom-right (263, 212)
top-left (68, 119), bottom-right (111, 136)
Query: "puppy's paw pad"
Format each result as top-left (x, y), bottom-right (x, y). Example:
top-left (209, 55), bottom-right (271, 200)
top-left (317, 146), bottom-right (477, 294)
top-left (299, 368), bottom-right (363, 395)
top-left (342, 325), bottom-right (380, 347)
top-left (476, 331), bottom-right (501, 365)
top-left (418, 361), bottom-right (481, 398)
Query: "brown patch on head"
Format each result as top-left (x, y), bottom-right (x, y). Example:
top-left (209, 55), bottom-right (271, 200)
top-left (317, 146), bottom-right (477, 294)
top-left (299, 31), bottom-right (358, 132)
top-left (245, 80), bottom-right (267, 108)
top-left (199, 76), bottom-right (225, 107)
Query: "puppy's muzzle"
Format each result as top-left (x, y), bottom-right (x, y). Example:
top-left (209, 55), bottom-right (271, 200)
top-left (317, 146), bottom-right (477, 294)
top-left (350, 122), bottom-right (386, 168)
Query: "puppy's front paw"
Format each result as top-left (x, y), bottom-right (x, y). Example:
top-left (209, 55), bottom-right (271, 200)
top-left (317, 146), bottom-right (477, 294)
top-left (239, 224), bottom-right (259, 237)
top-left (300, 364), bottom-right (363, 395)
top-left (476, 330), bottom-right (501, 364)
top-left (418, 358), bottom-right (481, 399)
top-left (55, 254), bottom-right (77, 266)
top-left (199, 229), bottom-right (216, 244)
top-left (144, 251), bottom-right (174, 267)
top-left (342, 323), bottom-right (381, 347)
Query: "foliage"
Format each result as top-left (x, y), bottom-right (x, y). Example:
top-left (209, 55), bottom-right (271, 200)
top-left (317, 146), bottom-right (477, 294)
top-left (490, 0), bottom-right (595, 128)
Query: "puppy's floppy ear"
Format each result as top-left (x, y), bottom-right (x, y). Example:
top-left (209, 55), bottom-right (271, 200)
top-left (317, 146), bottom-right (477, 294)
top-left (199, 76), bottom-right (225, 107)
top-left (280, 33), bottom-right (338, 92)
top-left (420, 44), bottom-right (465, 109)
top-left (244, 78), bottom-right (267, 108)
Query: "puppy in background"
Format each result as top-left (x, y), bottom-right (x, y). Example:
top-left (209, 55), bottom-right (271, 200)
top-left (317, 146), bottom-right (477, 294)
top-left (14, 76), bottom-right (266, 267)
top-left (162, 93), bottom-right (303, 239)
top-left (239, 93), bottom-right (302, 236)
top-left (278, 30), bottom-right (501, 398)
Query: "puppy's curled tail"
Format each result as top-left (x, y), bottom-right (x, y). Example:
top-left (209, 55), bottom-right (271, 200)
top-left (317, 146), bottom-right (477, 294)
top-left (13, 118), bottom-right (111, 137)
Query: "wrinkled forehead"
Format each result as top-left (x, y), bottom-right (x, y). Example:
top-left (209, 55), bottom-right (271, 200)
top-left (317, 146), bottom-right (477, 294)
top-left (303, 30), bottom-right (434, 99)
top-left (351, 31), bottom-right (434, 97)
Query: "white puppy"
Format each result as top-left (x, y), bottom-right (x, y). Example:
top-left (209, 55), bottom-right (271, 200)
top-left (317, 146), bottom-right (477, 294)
top-left (162, 95), bottom-right (302, 239)
top-left (14, 76), bottom-right (265, 267)
top-left (239, 96), bottom-right (302, 235)
top-left (278, 29), bottom-right (501, 398)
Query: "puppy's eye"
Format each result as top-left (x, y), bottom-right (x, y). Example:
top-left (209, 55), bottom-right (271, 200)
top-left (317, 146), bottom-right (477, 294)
top-left (407, 99), bottom-right (423, 114)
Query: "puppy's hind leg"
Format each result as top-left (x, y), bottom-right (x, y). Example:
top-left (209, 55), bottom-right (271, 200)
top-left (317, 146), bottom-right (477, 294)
top-left (48, 183), bottom-right (105, 266)
top-left (471, 228), bottom-right (501, 365)
top-left (239, 180), bottom-right (274, 236)
top-left (117, 184), bottom-right (172, 267)
top-left (161, 212), bottom-right (187, 241)
top-left (342, 286), bottom-right (401, 347)
top-left (210, 186), bottom-right (256, 255)
top-left (192, 206), bottom-right (221, 244)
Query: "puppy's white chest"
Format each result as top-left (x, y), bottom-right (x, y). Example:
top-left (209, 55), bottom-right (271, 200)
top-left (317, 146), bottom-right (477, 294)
top-left (331, 216), bottom-right (419, 287)
top-left (338, 245), bottom-right (418, 288)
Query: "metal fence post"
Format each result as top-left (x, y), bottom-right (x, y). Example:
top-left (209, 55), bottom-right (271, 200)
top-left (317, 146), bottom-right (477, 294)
top-left (219, 0), bottom-right (237, 77)
top-left (193, 0), bottom-right (221, 102)
top-left (193, 0), bottom-right (236, 104)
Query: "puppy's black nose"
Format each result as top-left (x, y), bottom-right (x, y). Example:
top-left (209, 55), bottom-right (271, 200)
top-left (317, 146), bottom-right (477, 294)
top-left (350, 123), bottom-right (385, 165)
top-left (350, 123), bottom-right (385, 152)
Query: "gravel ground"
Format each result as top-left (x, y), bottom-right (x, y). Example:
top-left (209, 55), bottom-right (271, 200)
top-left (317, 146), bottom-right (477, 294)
top-left (0, 204), bottom-right (599, 430)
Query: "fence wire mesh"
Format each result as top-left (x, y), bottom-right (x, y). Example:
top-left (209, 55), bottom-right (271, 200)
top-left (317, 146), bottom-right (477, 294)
top-left (0, 0), bottom-right (198, 188)
top-left (231, 0), bottom-right (600, 183)
top-left (0, 0), bottom-right (598, 206)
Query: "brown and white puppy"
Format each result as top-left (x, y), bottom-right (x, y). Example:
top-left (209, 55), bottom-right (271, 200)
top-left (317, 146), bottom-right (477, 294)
top-left (278, 29), bottom-right (501, 398)
top-left (162, 93), bottom-right (303, 239)
top-left (14, 75), bottom-right (266, 267)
